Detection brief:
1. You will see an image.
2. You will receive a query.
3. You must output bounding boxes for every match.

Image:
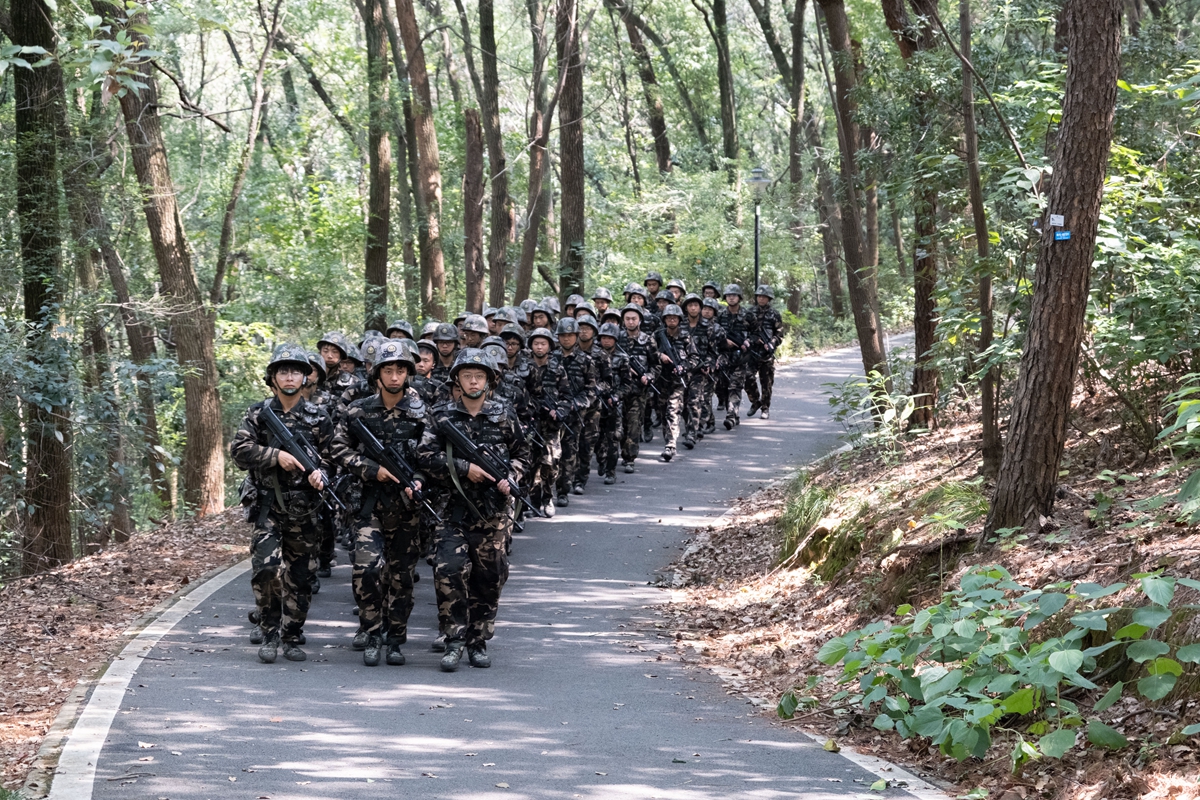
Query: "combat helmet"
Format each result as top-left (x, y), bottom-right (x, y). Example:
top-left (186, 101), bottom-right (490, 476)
top-left (462, 314), bottom-right (490, 336)
top-left (433, 322), bottom-right (461, 342)
top-left (681, 292), bottom-right (703, 309)
top-left (450, 347), bottom-right (497, 382)
top-left (644, 270), bottom-right (664, 286)
top-left (555, 317), bottom-right (580, 336)
top-left (499, 323), bottom-right (527, 348)
top-left (591, 287), bottom-right (613, 302)
top-left (565, 294), bottom-right (585, 310)
top-left (541, 296), bottom-right (561, 315)
top-left (527, 327), bottom-right (555, 346)
top-left (702, 297), bottom-right (721, 312)
top-left (576, 314), bottom-right (599, 333)
top-left (755, 284), bottom-right (775, 299)
top-left (656, 290), bottom-right (674, 303)
top-left (386, 319), bottom-right (415, 339)
top-left (317, 331), bottom-right (351, 359)
top-left (576, 301), bottom-right (597, 319)
top-left (370, 339), bottom-right (416, 378)
top-left (598, 322), bottom-right (621, 339)
top-left (519, 298), bottom-right (539, 315)
top-left (666, 278), bottom-right (686, 294)
top-left (420, 321), bottom-right (440, 340)
top-left (723, 283), bottom-right (744, 299)
top-left (361, 336), bottom-right (387, 365)
top-left (360, 330), bottom-right (383, 348)
top-left (306, 351), bottom-right (327, 382)
top-left (265, 343), bottom-right (313, 386)
top-left (661, 303), bottom-right (684, 320)
top-left (481, 336), bottom-right (508, 359)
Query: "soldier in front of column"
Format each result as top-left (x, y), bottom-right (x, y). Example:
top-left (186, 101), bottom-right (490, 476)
top-left (617, 304), bottom-right (659, 473)
top-left (716, 283), bottom-right (755, 429)
top-left (231, 344), bottom-right (333, 664)
top-left (700, 298), bottom-right (723, 434)
top-left (745, 284), bottom-right (784, 420)
top-left (681, 293), bottom-right (720, 448)
top-left (654, 304), bottom-right (699, 461)
top-left (596, 322), bottom-right (627, 484)
top-left (330, 341), bottom-right (429, 667)
top-left (418, 349), bottom-right (530, 671)
top-left (553, 317), bottom-right (598, 501)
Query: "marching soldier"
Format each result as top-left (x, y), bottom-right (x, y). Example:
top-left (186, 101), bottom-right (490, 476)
top-left (596, 322), bottom-right (628, 484)
top-left (716, 283), bottom-right (757, 430)
top-left (231, 344), bottom-right (334, 664)
top-left (681, 293), bottom-right (721, 448)
top-left (330, 341), bottom-right (430, 667)
top-left (417, 349), bottom-right (530, 671)
top-left (527, 327), bottom-right (571, 515)
top-left (745, 285), bottom-right (784, 420)
top-left (553, 317), bottom-right (598, 502)
top-left (617, 304), bottom-right (659, 473)
top-left (654, 304), bottom-right (699, 461)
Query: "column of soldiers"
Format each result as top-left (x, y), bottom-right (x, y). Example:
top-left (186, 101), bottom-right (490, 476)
top-left (232, 276), bottom-right (783, 671)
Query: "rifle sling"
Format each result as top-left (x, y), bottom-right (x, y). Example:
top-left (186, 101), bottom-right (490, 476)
top-left (444, 441), bottom-right (487, 524)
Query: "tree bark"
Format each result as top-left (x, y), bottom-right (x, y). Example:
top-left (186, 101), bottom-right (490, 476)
top-left (609, 8), bottom-right (641, 195)
top-left (961, 0), bottom-right (1000, 477)
top-left (985, 0), bottom-right (1121, 537)
top-left (803, 112), bottom-right (845, 319)
top-left (95, 0), bottom-right (225, 517)
top-left (15, 0), bottom-right (73, 572)
top-left (463, 107), bottom-right (486, 312)
top-left (514, 0), bottom-right (551, 304)
top-left (889, 192), bottom-right (907, 279)
top-left (618, 5), bottom-right (670, 175)
top-left (381, 5), bottom-right (420, 318)
top-left (395, 0), bottom-right (446, 319)
top-left (816, 0), bottom-right (889, 380)
top-left (695, 0), bottom-right (739, 200)
top-left (557, 0), bottom-right (585, 298)
top-left (363, 0), bottom-right (392, 329)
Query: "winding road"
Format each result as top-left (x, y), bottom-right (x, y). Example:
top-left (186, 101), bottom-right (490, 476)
top-left (47, 336), bottom-right (941, 800)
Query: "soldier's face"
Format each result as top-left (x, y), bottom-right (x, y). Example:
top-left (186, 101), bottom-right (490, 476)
top-left (645, 280), bottom-right (660, 295)
top-left (488, 318), bottom-right (502, 335)
top-left (320, 344), bottom-right (343, 368)
top-left (600, 335), bottom-right (616, 350)
top-left (463, 331), bottom-right (484, 348)
top-left (437, 341), bottom-right (457, 358)
top-left (757, 295), bottom-right (770, 306)
top-left (416, 350), bottom-right (434, 376)
top-left (703, 288), bottom-right (718, 298)
top-left (725, 294), bottom-right (740, 307)
top-left (339, 360), bottom-right (356, 373)
top-left (457, 367), bottom-right (489, 398)
top-left (505, 338), bottom-right (522, 358)
top-left (702, 307), bottom-right (715, 320)
top-left (378, 363), bottom-right (409, 393)
top-left (623, 311), bottom-right (640, 331)
top-left (657, 299), bottom-right (669, 311)
top-left (685, 301), bottom-right (701, 319)
top-left (579, 327), bottom-right (595, 344)
top-left (531, 338), bottom-right (550, 357)
top-left (558, 332), bottom-right (578, 350)
top-left (669, 287), bottom-right (682, 301)
top-left (533, 313), bottom-right (549, 328)
top-left (594, 299), bottom-right (609, 312)
top-left (664, 315), bottom-right (680, 331)
top-left (630, 295), bottom-right (645, 307)
top-left (273, 366), bottom-right (306, 395)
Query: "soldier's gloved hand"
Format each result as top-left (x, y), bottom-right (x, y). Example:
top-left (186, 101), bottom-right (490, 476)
top-left (278, 451), bottom-right (303, 472)
top-left (377, 466), bottom-right (400, 483)
top-left (466, 463), bottom-right (494, 484)
top-left (405, 480), bottom-right (422, 499)
top-left (308, 470), bottom-right (326, 491)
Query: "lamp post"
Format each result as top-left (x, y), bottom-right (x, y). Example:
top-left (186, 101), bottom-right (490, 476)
top-left (749, 166), bottom-right (771, 291)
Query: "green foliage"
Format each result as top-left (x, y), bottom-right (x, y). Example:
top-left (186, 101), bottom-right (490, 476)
top-left (780, 566), bottom-right (1200, 771)
top-left (825, 352), bottom-right (926, 458)
top-left (916, 478), bottom-right (990, 535)
top-left (778, 472), bottom-right (834, 567)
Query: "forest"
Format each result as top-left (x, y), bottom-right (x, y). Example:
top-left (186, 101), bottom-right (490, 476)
top-left (0, 0), bottom-right (1198, 578)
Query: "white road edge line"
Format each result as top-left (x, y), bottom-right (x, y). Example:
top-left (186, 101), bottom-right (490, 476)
top-left (45, 560), bottom-right (250, 800)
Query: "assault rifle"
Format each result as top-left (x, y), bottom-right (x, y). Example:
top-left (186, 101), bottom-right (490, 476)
top-left (260, 404), bottom-right (345, 513)
top-left (540, 396), bottom-right (575, 437)
top-left (654, 328), bottom-right (686, 379)
top-left (441, 420), bottom-right (542, 519)
top-left (349, 419), bottom-right (443, 524)
top-left (617, 343), bottom-right (661, 397)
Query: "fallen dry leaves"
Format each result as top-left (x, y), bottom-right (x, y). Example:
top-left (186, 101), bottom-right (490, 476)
top-left (661, 393), bottom-right (1200, 800)
top-left (0, 509), bottom-right (249, 790)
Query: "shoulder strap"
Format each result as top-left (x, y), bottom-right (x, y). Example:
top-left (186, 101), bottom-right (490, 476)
top-left (444, 441), bottom-right (486, 523)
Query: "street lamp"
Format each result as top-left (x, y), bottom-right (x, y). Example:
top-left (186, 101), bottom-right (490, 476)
top-left (749, 166), bottom-right (771, 291)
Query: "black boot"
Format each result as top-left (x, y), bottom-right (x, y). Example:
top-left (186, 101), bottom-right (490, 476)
top-left (248, 609), bottom-right (261, 625)
top-left (249, 626), bottom-right (264, 645)
top-left (309, 574), bottom-right (321, 595)
top-left (386, 641), bottom-right (406, 666)
top-left (282, 640), bottom-right (307, 662)
top-left (431, 634), bottom-right (447, 653)
top-left (467, 641), bottom-right (491, 668)
top-left (316, 563), bottom-right (332, 579)
top-left (363, 634), bottom-right (383, 667)
top-left (352, 625), bottom-right (370, 651)
top-left (440, 640), bottom-right (465, 672)
top-left (747, 401), bottom-right (761, 418)
top-left (258, 631), bottom-right (280, 664)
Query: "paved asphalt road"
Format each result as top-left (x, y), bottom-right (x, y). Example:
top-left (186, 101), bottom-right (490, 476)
top-left (79, 337), bottom-right (927, 800)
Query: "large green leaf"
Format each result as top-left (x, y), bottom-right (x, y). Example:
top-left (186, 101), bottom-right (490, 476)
top-left (1093, 682), bottom-right (1124, 712)
top-left (1131, 606), bottom-right (1171, 629)
top-left (817, 637), bottom-right (850, 665)
top-left (1038, 728), bottom-right (1077, 758)
top-left (1137, 673), bottom-right (1177, 701)
top-left (1126, 639), bottom-right (1170, 662)
top-left (1176, 643), bottom-right (1200, 663)
top-left (1048, 649), bottom-right (1085, 674)
top-left (1087, 721), bottom-right (1129, 750)
top-left (1141, 577), bottom-right (1176, 607)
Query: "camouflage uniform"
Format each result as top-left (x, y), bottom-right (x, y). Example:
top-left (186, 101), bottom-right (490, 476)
top-left (596, 340), bottom-right (628, 480)
top-left (716, 300), bottom-right (758, 426)
top-left (616, 328), bottom-right (659, 469)
top-left (330, 391), bottom-right (429, 648)
top-left (230, 396), bottom-right (333, 644)
top-left (307, 377), bottom-right (341, 573)
top-left (745, 300), bottom-right (784, 415)
top-left (556, 345), bottom-right (598, 497)
top-left (417, 397), bottom-right (529, 648)
top-left (577, 340), bottom-right (611, 488)
top-left (684, 316), bottom-right (723, 442)
top-left (528, 351), bottom-right (572, 508)
top-left (654, 320), bottom-right (699, 457)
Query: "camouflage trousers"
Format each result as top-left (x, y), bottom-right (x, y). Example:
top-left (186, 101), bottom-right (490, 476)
top-left (598, 404), bottom-right (623, 477)
top-left (434, 514), bottom-right (512, 645)
top-left (684, 372), bottom-right (707, 439)
top-left (621, 393), bottom-right (648, 463)
top-left (573, 407), bottom-right (602, 488)
top-left (744, 356), bottom-right (776, 411)
top-left (659, 382), bottom-right (685, 453)
top-left (317, 502), bottom-right (337, 567)
top-left (352, 500), bottom-right (423, 642)
top-left (724, 362), bottom-right (749, 421)
top-left (532, 423), bottom-right (562, 507)
top-left (699, 372), bottom-right (717, 430)
top-left (558, 413), bottom-right (585, 495)
top-left (251, 505), bottom-right (320, 642)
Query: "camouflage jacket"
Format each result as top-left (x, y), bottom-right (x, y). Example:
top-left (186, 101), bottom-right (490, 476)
top-left (417, 397), bottom-right (530, 521)
top-left (557, 347), bottom-right (598, 416)
top-left (330, 370), bottom-right (370, 421)
top-left (654, 325), bottom-right (700, 388)
top-left (685, 318), bottom-right (725, 369)
top-left (750, 303), bottom-right (784, 352)
top-left (528, 354), bottom-right (573, 427)
top-left (329, 390), bottom-right (429, 507)
top-left (616, 329), bottom-right (660, 397)
top-left (581, 342), bottom-right (614, 404)
top-left (717, 305), bottom-right (759, 352)
top-left (409, 374), bottom-right (439, 406)
top-left (597, 346), bottom-right (629, 410)
top-left (230, 396), bottom-right (333, 507)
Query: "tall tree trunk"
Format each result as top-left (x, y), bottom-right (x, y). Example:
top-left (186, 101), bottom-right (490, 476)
top-left (804, 111), bottom-right (846, 319)
top-left (211, 2), bottom-right (280, 305)
top-left (480, 0), bottom-right (512, 307)
top-left (961, 0), bottom-right (1000, 477)
top-left (463, 108), bottom-right (486, 311)
top-left (816, 0), bottom-right (889, 380)
top-left (881, 0), bottom-right (942, 428)
top-left (95, 0), bottom-right (225, 517)
top-left (514, 0), bottom-right (551, 304)
top-left (889, 192), bottom-right (907, 279)
top-left (985, 0), bottom-right (1121, 537)
top-left (609, 9), bottom-right (642, 195)
top-left (696, 0), bottom-right (739, 204)
top-left (861, 129), bottom-right (880, 270)
top-left (557, 0), bottom-right (585, 298)
top-left (381, 6), bottom-right (420, 318)
top-left (15, 0), bottom-right (73, 572)
top-left (619, 8), bottom-right (670, 175)
top-left (363, 0), bottom-right (392, 329)
top-left (395, 0), bottom-right (446, 318)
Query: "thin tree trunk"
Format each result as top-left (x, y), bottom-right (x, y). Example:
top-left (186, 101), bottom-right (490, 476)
top-left (816, 0), bottom-right (889, 380)
top-left (211, 2), bottom-right (281, 305)
top-left (480, 0), bottom-right (512, 307)
top-left (609, 9), bottom-right (642, 195)
top-left (695, 0), bottom-right (739, 203)
top-left (514, 0), bottom-right (550, 304)
top-left (803, 111), bottom-right (845, 319)
top-left (362, 0), bottom-right (392, 329)
top-left (619, 8), bottom-right (670, 175)
top-left (889, 192), bottom-right (907, 279)
top-left (463, 108), bottom-right (486, 311)
top-left (962, 0), bottom-right (1000, 477)
top-left (15, 0), bottom-right (73, 572)
top-left (381, 5), bottom-right (420, 318)
top-left (557, 0), bottom-right (585, 297)
top-left (861, 129), bottom-right (880, 270)
top-left (986, 0), bottom-right (1121, 537)
top-left (276, 30), bottom-right (365, 152)
top-left (396, 0), bottom-right (446, 319)
top-left (95, 0), bottom-right (225, 517)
